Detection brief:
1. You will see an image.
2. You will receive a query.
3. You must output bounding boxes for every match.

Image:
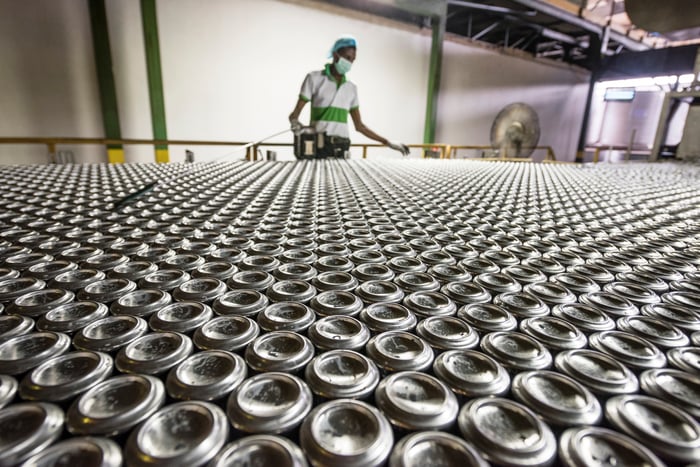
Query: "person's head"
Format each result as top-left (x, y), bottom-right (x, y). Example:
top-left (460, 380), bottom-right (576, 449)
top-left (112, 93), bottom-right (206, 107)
top-left (330, 35), bottom-right (357, 75)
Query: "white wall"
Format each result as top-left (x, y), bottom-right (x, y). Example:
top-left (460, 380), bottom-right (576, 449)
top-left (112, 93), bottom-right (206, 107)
top-left (438, 39), bottom-right (590, 162)
top-left (0, 0), bottom-right (104, 164)
top-left (0, 0), bottom-right (591, 164)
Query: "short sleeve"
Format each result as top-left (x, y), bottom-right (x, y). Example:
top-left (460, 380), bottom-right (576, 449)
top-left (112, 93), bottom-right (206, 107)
top-left (349, 84), bottom-right (359, 110)
top-left (299, 73), bottom-right (313, 102)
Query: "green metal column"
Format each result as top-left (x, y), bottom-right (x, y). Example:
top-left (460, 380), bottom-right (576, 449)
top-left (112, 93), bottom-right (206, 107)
top-left (423, 13), bottom-right (446, 145)
top-left (141, 0), bottom-right (169, 163)
top-left (88, 0), bottom-right (124, 163)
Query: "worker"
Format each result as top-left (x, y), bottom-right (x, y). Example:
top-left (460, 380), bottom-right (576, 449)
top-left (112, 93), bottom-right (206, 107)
top-left (288, 35), bottom-right (410, 158)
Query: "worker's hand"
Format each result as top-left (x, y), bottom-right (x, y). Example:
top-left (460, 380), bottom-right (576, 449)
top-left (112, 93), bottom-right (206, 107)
top-left (290, 118), bottom-right (302, 133)
top-left (388, 141), bottom-right (410, 156)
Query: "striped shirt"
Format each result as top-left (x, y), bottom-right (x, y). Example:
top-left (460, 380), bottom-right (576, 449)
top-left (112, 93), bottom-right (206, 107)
top-left (299, 64), bottom-right (359, 138)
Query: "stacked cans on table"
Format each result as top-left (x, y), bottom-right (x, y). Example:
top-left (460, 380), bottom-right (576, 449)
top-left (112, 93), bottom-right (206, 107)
top-left (1, 159), bottom-right (700, 466)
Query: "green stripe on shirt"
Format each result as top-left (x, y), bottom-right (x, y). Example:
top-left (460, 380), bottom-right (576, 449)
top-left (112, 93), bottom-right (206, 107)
top-left (311, 106), bottom-right (348, 123)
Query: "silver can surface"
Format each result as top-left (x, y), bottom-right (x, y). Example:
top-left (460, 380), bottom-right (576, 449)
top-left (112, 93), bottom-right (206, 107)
top-left (0, 314), bottom-right (35, 343)
top-left (0, 402), bottom-right (64, 466)
top-left (554, 349), bottom-right (639, 396)
top-left (0, 374), bottom-right (18, 409)
top-left (110, 288), bottom-right (172, 318)
top-left (511, 370), bottom-right (602, 427)
top-left (309, 290), bottom-right (363, 318)
top-left (20, 437), bottom-right (123, 467)
top-left (458, 397), bottom-right (557, 467)
top-left (605, 394), bottom-right (700, 464)
top-left (480, 331), bottom-right (553, 372)
top-left (432, 349), bottom-right (510, 398)
top-left (66, 374), bottom-right (165, 436)
top-left (359, 303), bottom-right (417, 334)
top-left (72, 315), bottom-right (148, 353)
top-left (639, 368), bottom-right (700, 418)
top-left (415, 316), bottom-right (479, 351)
top-left (374, 370), bottom-right (459, 432)
top-left (226, 372), bottom-right (312, 435)
top-left (19, 350), bottom-right (113, 402)
top-left (365, 331), bottom-right (434, 374)
top-left (300, 399), bottom-right (394, 467)
top-left (307, 316), bottom-right (371, 352)
top-left (0, 331), bottom-right (71, 375)
top-left (208, 435), bottom-right (309, 467)
top-left (245, 331), bottom-right (315, 373)
top-left (212, 289), bottom-right (269, 317)
top-left (519, 316), bottom-right (588, 351)
top-left (36, 300), bottom-right (108, 335)
top-left (257, 302), bottom-right (316, 333)
top-left (115, 331), bottom-right (194, 375)
top-left (588, 330), bottom-right (667, 371)
top-left (149, 301), bottom-right (214, 334)
top-left (193, 315), bottom-right (260, 352)
top-left (304, 349), bottom-right (380, 400)
top-left (166, 350), bottom-right (247, 401)
top-left (558, 426), bottom-right (666, 467)
top-left (389, 431), bottom-right (488, 467)
top-left (125, 401), bottom-right (228, 467)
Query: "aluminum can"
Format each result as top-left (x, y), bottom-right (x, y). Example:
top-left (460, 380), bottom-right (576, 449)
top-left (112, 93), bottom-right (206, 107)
top-left (511, 370), bottom-right (601, 427)
top-left (304, 349), bottom-right (380, 400)
top-left (351, 263), bottom-right (395, 282)
top-left (502, 264), bottom-right (548, 285)
top-left (19, 350), bottom-right (112, 402)
top-left (0, 374), bottom-right (17, 408)
top-left (480, 331), bottom-right (553, 372)
top-left (6, 288), bottom-right (74, 318)
top-left (662, 290), bottom-right (700, 308)
top-left (365, 331), bottom-right (434, 374)
top-left (457, 397), bottom-right (557, 467)
top-left (432, 349), bottom-right (510, 398)
top-left (193, 315), bottom-right (260, 352)
top-left (554, 349), bottom-right (638, 396)
top-left (519, 316), bottom-right (587, 351)
top-left (309, 290), bottom-right (363, 318)
top-left (166, 350), bottom-right (247, 401)
top-left (149, 301), bottom-right (213, 334)
top-left (0, 402), bottom-right (64, 466)
top-left (359, 303), bottom-right (417, 334)
top-left (415, 315), bottom-right (479, 351)
top-left (579, 290), bottom-right (639, 317)
top-left (209, 435), bottom-right (308, 467)
top-left (300, 399), bottom-right (394, 467)
top-left (77, 278), bottom-right (137, 304)
top-left (115, 331), bottom-right (194, 375)
top-left (245, 331), bottom-right (314, 373)
top-left (639, 368), bottom-right (700, 418)
top-left (551, 303), bottom-right (615, 334)
top-left (19, 437), bottom-right (122, 467)
top-left (567, 262), bottom-right (615, 285)
top-left (173, 277), bottom-right (228, 304)
top-left (374, 370), bottom-right (458, 432)
top-left (0, 267), bottom-right (20, 282)
top-left (66, 374), bottom-right (165, 436)
top-left (266, 279), bottom-right (316, 304)
top-left (523, 281), bottom-right (576, 306)
top-left (616, 315), bottom-right (689, 348)
top-left (493, 291), bottom-right (550, 318)
top-left (274, 262), bottom-right (317, 282)
top-left (124, 401), bottom-right (228, 466)
top-left (605, 394), bottom-right (700, 464)
top-left (110, 289), bottom-right (172, 318)
top-left (226, 372), bottom-right (312, 435)
top-left (558, 426), bottom-right (666, 467)
top-left (457, 303), bottom-right (518, 334)
top-left (0, 277), bottom-right (46, 304)
top-left (0, 331), bottom-right (71, 375)
top-left (227, 270), bottom-right (275, 291)
top-left (213, 289), bottom-right (268, 317)
top-left (107, 260), bottom-right (157, 281)
top-left (139, 269), bottom-right (191, 291)
top-left (311, 271), bottom-right (358, 292)
top-left (0, 314), bottom-right (35, 343)
top-left (588, 330), bottom-right (666, 371)
top-left (258, 302), bottom-right (316, 333)
top-left (394, 271), bottom-right (440, 293)
top-left (603, 281), bottom-right (661, 306)
top-left (617, 270), bottom-right (670, 294)
top-left (389, 431), bottom-right (488, 467)
top-left (307, 316), bottom-right (371, 352)
top-left (427, 263), bottom-right (471, 284)
top-left (161, 253), bottom-right (206, 272)
top-left (26, 260), bottom-right (78, 281)
top-left (440, 281), bottom-right (491, 306)
top-left (73, 315), bottom-right (148, 353)
top-left (192, 261), bottom-right (238, 281)
top-left (667, 346), bottom-right (700, 374)
top-left (355, 280), bottom-right (405, 304)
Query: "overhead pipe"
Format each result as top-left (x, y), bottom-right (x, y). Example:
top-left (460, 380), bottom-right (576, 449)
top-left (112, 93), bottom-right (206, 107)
top-left (507, 0), bottom-right (650, 52)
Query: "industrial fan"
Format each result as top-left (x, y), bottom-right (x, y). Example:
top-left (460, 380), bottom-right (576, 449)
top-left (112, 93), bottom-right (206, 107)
top-left (490, 103), bottom-right (541, 158)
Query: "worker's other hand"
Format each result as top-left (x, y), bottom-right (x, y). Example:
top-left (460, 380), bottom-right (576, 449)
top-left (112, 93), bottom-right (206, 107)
top-left (290, 118), bottom-right (302, 133)
top-left (388, 141), bottom-right (410, 156)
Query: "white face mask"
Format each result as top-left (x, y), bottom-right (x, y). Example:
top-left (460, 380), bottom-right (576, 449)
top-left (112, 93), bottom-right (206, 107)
top-left (334, 56), bottom-right (352, 75)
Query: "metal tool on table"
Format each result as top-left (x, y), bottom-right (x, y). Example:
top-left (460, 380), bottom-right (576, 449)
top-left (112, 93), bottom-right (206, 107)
top-left (110, 128), bottom-right (291, 211)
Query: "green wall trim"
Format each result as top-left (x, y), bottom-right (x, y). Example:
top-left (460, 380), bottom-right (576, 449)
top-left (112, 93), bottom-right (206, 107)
top-left (423, 14), bottom-right (445, 144)
top-left (88, 0), bottom-right (122, 151)
top-left (141, 0), bottom-right (168, 151)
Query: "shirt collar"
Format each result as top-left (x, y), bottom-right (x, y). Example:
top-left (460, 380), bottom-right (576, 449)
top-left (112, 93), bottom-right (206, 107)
top-left (324, 63), bottom-right (347, 85)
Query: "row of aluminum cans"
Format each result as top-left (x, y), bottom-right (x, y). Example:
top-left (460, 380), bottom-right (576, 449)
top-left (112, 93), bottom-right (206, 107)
top-left (0, 160), bottom-right (699, 466)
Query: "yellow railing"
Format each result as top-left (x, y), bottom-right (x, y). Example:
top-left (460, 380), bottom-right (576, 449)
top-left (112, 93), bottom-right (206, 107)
top-left (0, 137), bottom-right (556, 162)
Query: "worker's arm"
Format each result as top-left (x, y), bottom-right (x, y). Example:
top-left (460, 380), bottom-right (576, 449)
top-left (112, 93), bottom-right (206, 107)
top-left (289, 98), bottom-right (307, 131)
top-left (350, 108), bottom-right (409, 155)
